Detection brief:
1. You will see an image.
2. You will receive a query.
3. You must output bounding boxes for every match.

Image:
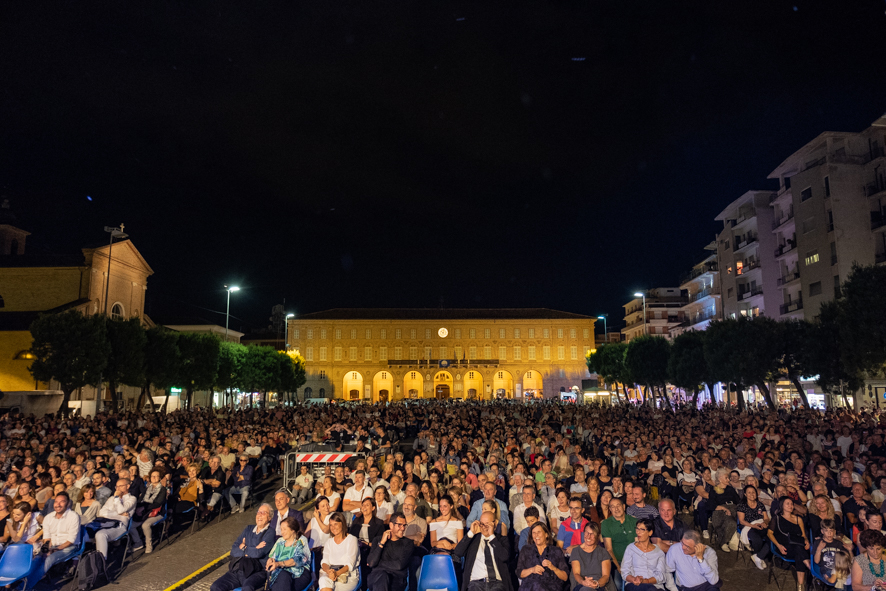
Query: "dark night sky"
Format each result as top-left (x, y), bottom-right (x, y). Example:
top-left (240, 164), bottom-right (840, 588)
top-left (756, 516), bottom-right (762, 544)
top-left (2, 1), bottom-right (885, 332)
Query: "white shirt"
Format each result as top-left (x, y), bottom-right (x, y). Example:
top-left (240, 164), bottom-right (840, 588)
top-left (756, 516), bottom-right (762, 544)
top-left (43, 509), bottom-right (81, 547)
top-left (98, 493), bottom-right (137, 525)
top-left (295, 473), bottom-right (314, 489)
top-left (308, 513), bottom-right (331, 549)
top-left (513, 502), bottom-right (544, 534)
top-left (344, 484), bottom-right (371, 506)
top-left (275, 509), bottom-right (290, 537)
top-left (322, 534), bottom-right (359, 571)
top-left (468, 532), bottom-right (501, 581)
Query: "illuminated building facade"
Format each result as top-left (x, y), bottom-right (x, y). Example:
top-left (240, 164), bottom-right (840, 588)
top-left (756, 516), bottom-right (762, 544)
top-left (287, 309), bottom-right (596, 402)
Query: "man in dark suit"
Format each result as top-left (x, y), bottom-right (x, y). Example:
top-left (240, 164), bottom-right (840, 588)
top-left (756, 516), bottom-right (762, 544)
top-left (453, 511), bottom-right (512, 591)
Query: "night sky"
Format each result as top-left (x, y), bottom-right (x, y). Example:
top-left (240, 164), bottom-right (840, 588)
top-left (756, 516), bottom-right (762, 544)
top-left (2, 1), bottom-right (885, 332)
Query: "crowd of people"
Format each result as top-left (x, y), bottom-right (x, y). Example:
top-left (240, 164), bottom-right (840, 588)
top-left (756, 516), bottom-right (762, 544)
top-left (0, 398), bottom-right (882, 591)
top-left (275, 399), bottom-right (886, 591)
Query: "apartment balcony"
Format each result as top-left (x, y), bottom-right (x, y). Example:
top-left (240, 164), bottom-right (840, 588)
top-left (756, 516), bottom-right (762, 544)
top-left (624, 318), bottom-right (645, 331)
top-left (688, 309), bottom-right (719, 327)
top-left (872, 210), bottom-right (886, 231)
top-left (876, 251), bottom-right (886, 265)
top-left (734, 234), bottom-right (759, 253)
top-left (735, 259), bottom-right (761, 276)
top-left (737, 286), bottom-right (764, 301)
top-left (779, 300), bottom-right (804, 315)
top-left (777, 271), bottom-right (801, 286)
top-left (771, 211), bottom-right (795, 230)
top-left (679, 262), bottom-right (718, 286)
top-left (688, 286), bottom-right (720, 303)
top-left (775, 241), bottom-right (797, 258)
top-left (802, 156), bottom-right (827, 171)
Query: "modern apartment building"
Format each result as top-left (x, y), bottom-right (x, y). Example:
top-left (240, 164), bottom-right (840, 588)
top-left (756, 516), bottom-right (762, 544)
top-left (715, 190), bottom-right (780, 320)
top-left (767, 115), bottom-right (886, 320)
top-left (670, 243), bottom-right (722, 338)
top-left (621, 288), bottom-right (686, 342)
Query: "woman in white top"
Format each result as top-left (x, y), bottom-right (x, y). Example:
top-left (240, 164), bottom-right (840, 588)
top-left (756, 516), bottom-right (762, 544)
top-left (430, 495), bottom-right (464, 554)
top-left (622, 518), bottom-right (667, 590)
top-left (318, 476), bottom-right (342, 513)
top-left (645, 451), bottom-right (664, 487)
top-left (307, 497), bottom-right (333, 550)
top-left (547, 489), bottom-right (571, 534)
top-left (373, 486), bottom-right (394, 525)
top-left (6, 501), bottom-right (40, 546)
top-left (320, 513), bottom-right (360, 591)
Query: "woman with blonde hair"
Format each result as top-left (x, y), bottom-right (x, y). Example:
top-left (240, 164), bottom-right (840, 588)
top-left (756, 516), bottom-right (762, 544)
top-left (483, 499), bottom-right (508, 537)
top-left (808, 494), bottom-right (836, 540)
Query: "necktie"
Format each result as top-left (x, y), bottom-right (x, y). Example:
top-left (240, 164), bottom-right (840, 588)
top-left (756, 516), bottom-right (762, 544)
top-left (483, 537), bottom-right (499, 581)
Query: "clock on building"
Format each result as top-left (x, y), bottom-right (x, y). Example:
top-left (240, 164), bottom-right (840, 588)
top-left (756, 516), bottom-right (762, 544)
top-left (438, 327), bottom-right (448, 338)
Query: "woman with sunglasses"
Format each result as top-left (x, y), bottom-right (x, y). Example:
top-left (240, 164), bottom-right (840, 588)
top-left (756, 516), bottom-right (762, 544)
top-left (622, 518), bottom-right (666, 591)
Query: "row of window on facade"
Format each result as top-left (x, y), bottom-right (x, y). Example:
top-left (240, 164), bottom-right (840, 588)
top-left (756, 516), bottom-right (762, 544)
top-left (292, 327), bottom-right (591, 341)
top-left (299, 344), bottom-right (587, 363)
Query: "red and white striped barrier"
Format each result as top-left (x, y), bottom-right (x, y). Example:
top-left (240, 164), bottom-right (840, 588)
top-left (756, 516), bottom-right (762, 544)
top-left (296, 453), bottom-right (354, 464)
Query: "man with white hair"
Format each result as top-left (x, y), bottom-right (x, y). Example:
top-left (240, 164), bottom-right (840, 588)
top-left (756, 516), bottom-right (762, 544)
top-left (508, 473), bottom-right (526, 512)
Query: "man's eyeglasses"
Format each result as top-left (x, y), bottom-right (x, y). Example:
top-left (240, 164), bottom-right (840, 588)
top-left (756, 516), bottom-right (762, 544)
top-left (391, 522), bottom-right (407, 528)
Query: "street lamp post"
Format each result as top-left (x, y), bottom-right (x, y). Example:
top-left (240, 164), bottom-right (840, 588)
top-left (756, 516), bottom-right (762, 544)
top-left (224, 285), bottom-right (240, 340)
top-left (596, 314), bottom-right (608, 343)
top-left (633, 292), bottom-right (647, 336)
top-left (285, 313), bottom-right (295, 349)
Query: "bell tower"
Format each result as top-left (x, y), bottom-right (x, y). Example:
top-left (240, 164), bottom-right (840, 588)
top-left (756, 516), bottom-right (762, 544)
top-left (0, 199), bottom-right (30, 256)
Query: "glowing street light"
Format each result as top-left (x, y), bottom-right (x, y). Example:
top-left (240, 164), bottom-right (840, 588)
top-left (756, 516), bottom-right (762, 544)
top-left (596, 314), bottom-right (608, 342)
top-left (633, 292), bottom-right (647, 336)
top-left (225, 285), bottom-right (240, 340)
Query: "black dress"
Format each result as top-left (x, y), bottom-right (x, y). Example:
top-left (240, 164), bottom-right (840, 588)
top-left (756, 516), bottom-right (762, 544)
top-left (770, 515), bottom-right (809, 573)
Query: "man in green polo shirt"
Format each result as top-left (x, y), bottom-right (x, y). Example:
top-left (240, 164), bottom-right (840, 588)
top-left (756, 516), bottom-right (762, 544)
top-left (601, 496), bottom-right (637, 573)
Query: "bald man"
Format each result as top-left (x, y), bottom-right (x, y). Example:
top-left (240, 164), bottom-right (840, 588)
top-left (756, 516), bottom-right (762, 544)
top-left (454, 511), bottom-right (512, 591)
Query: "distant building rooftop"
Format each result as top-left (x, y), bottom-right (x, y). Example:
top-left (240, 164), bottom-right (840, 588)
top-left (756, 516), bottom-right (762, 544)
top-left (294, 308), bottom-right (594, 321)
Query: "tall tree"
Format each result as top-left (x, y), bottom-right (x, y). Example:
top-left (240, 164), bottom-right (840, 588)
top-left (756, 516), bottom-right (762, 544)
top-left (588, 344), bottom-right (622, 401)
top-left (774, 319), bottom-right (813, 409)
top-left (279, 349), bottom-right (306, 404)
top-left (625, 336), bottom-right (672, 408)
top-left (835, 264), bottom-right (886, 379)
top-left (812, 301), bottom-right (864, 407)
top-left (668, 330), bottom-right (712, 407)
top-left (177, 333), bottom-right (220, 410)
top-left (29, 310), bottom-right (110, 416)
top-left (140, 327), bottom-right (181, 412)
top-left (704, 317), bottom-right (778, 410)
top-left (104, 317), bottom-right (146, 411)
top-left (239, 346), bottom-right (278, 407)
top-left (216, 342), bottom-right (247, 408)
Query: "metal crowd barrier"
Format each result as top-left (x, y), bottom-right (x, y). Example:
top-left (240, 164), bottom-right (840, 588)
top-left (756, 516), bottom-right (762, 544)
top-left (282, 447), bottom-right (366, 493)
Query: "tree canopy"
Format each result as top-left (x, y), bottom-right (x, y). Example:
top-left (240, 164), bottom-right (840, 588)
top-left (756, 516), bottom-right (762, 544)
top-left (29, 310), bottom-right (110, 416)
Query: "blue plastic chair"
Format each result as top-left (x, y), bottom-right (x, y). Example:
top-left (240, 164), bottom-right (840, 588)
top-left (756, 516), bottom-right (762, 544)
top-left (768, 541), bottom-right (797, 591)
top-left (0, 543), bottom-right (38, 590)
top-left (417, 554), bottom-right (458, 591)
